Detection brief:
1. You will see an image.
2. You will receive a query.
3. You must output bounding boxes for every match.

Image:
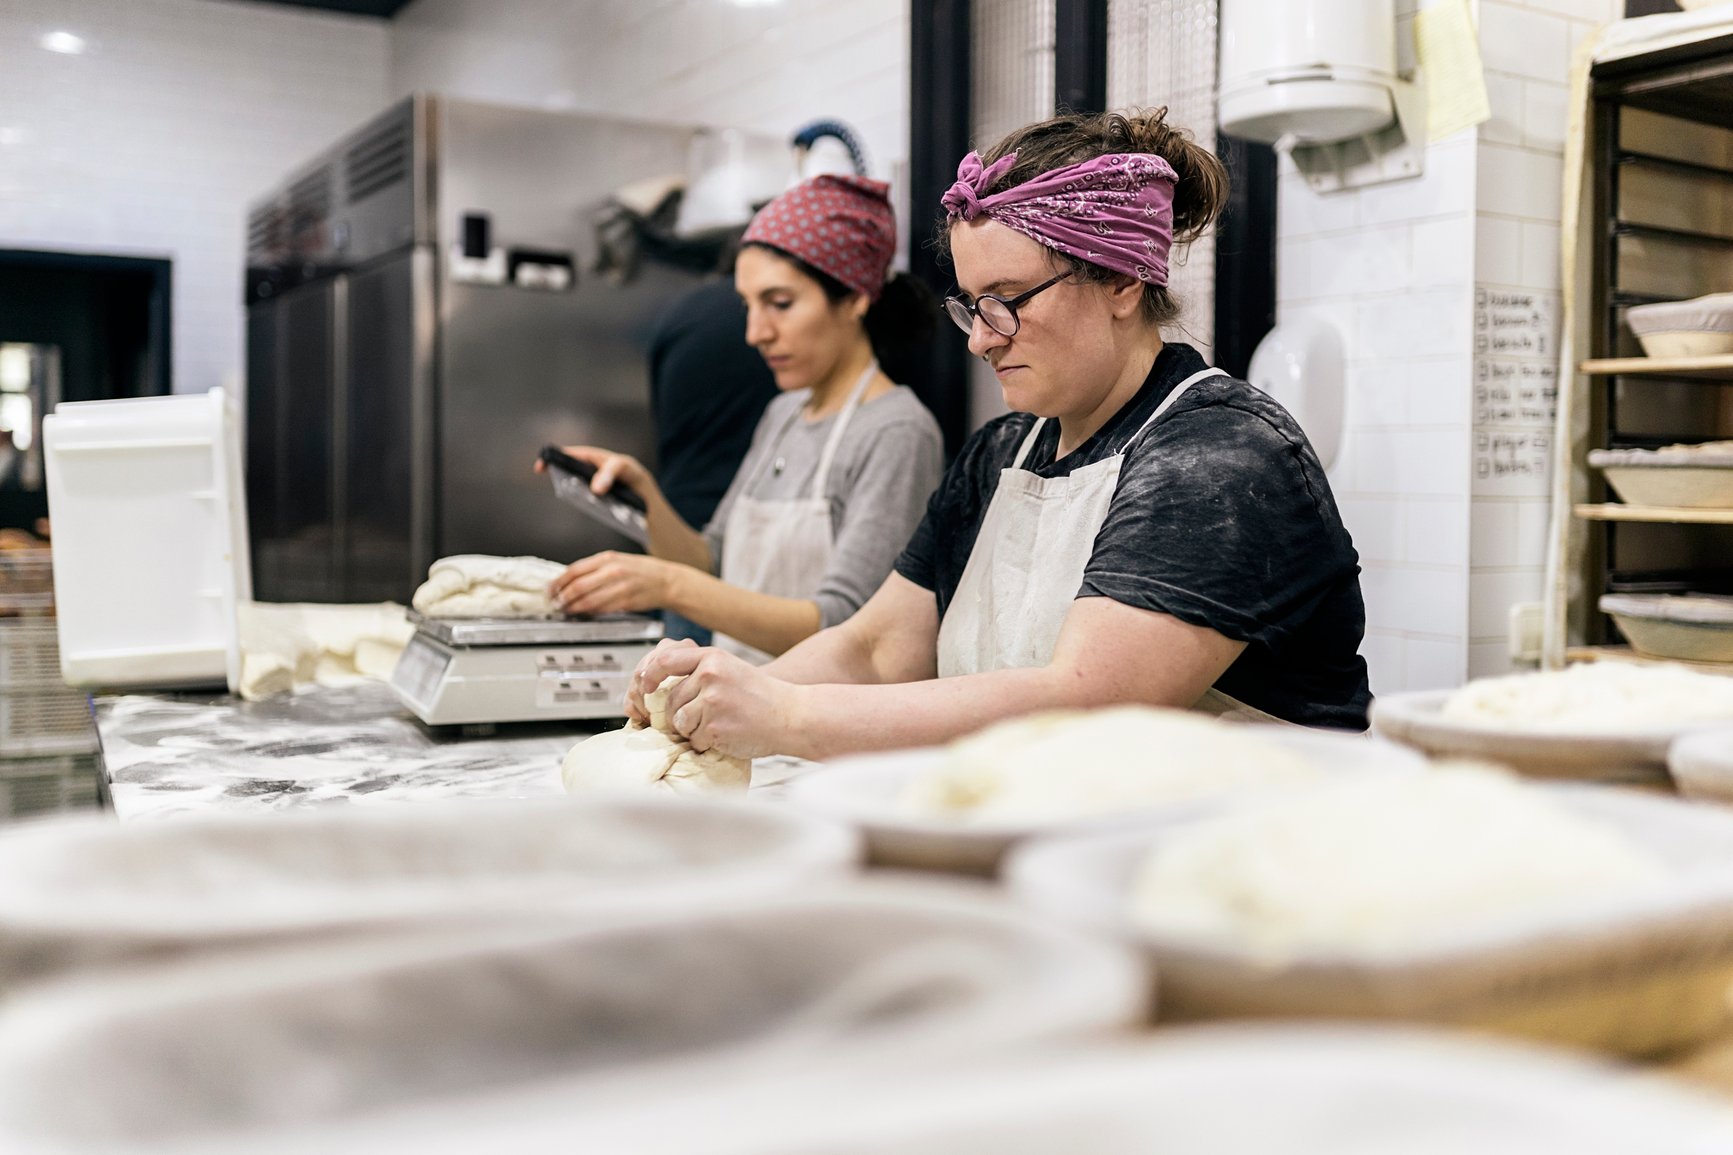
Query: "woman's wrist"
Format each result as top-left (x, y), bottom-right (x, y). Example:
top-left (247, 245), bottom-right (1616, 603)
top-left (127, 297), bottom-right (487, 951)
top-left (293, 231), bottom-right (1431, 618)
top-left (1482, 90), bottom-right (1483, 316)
top-left (657, 558), bottom-right (694, 617)
top-left (778, 682), bottom-right (824, 761)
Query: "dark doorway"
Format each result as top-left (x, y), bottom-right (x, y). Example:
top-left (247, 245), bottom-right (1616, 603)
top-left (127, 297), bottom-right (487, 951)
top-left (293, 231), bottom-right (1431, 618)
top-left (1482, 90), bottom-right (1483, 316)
top-left (0, 250), bottom-right (171, 529)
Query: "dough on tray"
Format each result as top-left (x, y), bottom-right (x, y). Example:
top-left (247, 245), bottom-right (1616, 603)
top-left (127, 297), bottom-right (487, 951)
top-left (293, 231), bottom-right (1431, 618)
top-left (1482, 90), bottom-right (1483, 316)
top-left (1128, 765), bottom-right (1668, 957)
top-left (561, 676), bottom-right (751, 797)
top-left (236, 603), bottom-right (415, 701)
top-left (898, 706), bottom-right (1321, 825)
top-left (411, 555), bottom-right (567, 619)
top-left (1440, 661), bottom-right (1733, 732)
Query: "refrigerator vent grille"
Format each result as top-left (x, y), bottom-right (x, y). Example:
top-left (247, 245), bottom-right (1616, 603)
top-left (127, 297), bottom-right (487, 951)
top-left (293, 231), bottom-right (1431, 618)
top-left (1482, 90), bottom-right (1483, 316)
top-left (288, 167), bottom-right (334, 221)
top-left (246, 205), bottom-right (279, 252)
top-left (345, 118), bottom-right (411, 203)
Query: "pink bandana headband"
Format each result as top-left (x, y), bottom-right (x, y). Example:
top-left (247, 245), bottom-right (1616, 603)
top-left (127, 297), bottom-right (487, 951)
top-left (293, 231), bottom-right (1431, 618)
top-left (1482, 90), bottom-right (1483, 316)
top-left (941, 150), bottom-right (1179, 286)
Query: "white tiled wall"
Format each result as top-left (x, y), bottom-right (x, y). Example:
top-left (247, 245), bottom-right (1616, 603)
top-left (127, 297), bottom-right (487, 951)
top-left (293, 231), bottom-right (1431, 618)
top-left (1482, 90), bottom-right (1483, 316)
top-left (0, 0), bottom-right (390, 394)
top-left (1468, 0), bottom-right (1618, 681)
top-left (1277, 118), bottom-right (1478, 698)
top-left (1275, 0), bottom-right (1619, 696)
top-left (391, 0), bottom-right (909, 187)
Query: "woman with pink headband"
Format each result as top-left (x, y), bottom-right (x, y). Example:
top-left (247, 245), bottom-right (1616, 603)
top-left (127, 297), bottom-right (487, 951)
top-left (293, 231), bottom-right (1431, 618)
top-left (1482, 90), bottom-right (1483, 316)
top-left (629, 110), bottom-right (1371, 756)
top-left (543, 175), bottom-right (943, 662)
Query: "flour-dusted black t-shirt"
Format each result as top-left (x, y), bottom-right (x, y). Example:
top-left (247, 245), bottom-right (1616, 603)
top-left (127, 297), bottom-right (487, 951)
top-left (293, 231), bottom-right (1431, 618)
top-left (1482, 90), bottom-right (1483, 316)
top-left (895, 342), bottom-right (1372, 730)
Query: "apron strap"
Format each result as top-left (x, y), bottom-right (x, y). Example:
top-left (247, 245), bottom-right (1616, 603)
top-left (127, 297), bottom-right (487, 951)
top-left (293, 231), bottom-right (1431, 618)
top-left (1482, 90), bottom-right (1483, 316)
top-left (809, 361), bottom-right (878, 501)
top-left (1010, 418), bottom-right (1047, 470)
top-left (1008, 365), bottom-right (1227, 473)
top-left (1119, 365), bottom-right (1227, 454)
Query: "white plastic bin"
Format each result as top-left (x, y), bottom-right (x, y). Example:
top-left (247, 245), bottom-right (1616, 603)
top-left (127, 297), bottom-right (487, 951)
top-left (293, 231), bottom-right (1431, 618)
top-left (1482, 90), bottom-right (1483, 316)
top-left (42, 389), bottom-right (249, 691)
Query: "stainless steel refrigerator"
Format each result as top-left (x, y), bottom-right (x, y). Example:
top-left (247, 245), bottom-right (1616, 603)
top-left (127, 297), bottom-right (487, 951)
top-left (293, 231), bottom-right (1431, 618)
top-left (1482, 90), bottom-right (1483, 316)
top-left (244, 96), bottom-right (750, 604)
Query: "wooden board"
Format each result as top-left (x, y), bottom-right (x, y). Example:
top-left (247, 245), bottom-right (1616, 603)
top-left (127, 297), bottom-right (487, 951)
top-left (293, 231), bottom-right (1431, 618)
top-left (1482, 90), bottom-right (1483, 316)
top-left (1574, 503), bottom-right (1733, 523)
top-left (1581, 355), bottom-right (1733, 380)
top-left (1566, 644), bottom-right (1733, 676)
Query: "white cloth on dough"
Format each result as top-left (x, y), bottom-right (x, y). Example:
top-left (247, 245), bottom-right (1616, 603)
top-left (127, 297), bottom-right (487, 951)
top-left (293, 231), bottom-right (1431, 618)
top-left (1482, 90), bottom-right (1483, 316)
top-left (411, 555), bottom-right (567, 619)
top-left (561, 676), bottom-right (751, 796)
top-left (236, 603), bottom-right (414, 701)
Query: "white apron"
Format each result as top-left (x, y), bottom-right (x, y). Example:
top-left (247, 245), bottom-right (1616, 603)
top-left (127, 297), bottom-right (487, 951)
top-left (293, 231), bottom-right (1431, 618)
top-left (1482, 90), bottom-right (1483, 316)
top-left (934, 365), bottom-right (1284, 723)
top-left (712, 363), bottom-right (876, 664)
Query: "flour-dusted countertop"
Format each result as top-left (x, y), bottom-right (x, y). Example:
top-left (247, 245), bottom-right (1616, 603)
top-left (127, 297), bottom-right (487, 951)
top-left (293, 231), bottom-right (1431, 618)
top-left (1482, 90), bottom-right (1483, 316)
top-left (94, 684), bottom-right (589, 820)
top-left (92, 683), bottom-right (819, 821)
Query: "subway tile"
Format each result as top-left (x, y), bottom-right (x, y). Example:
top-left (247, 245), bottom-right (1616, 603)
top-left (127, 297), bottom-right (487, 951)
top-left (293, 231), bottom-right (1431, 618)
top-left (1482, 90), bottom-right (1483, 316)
top-left (1404, 498), bottom-right (1469, 566)
top-left (1360, 630), bottom-right (1408, 698)
top-left (1278, 171), bottom-right (1362, 237)
top-left (1520, 219), bottom-right (1564, 291)
top-left (1523, 79), bottom-right (1570, 154)
top-left (1515, 498), bottom-right (1555, 568)
top-left (1359, 141), bottom-right (1475, 225)
top-left (1347, 361), bottom-right (1410, 426)
top-left (1480, 71), bottom-right (1524, 146)
top-left (1338, 497), bottom-right (1403, 564)
top-left (1468, 640), bottom-right (1514, 681)
top-left (1357, 288), bottom-right (1471, 360)
top-left (1476, 211), bottom-right (1518, 286)
top-left (1471, 499), bottom-right (1521, 568)
top-left (1411, 217), bottom-right (1474, 287)
top-left (1312, 223), bottom-right (1413, 298)
top-left (1479, 2), bottom-right (1571, 83)
top-left (1476, 145), bottom-right (1565, 221)
top-left (1404, 358), bottom-right (1473, 427)
top-left (1394, 429), bottom-right (1472, 497)
top-left (1276, 300), bottom-right (1358, 356)
top-left (1370, 564), bottom-right (1468, 638)
top-left (1277, 237), bottom-right (1312, 303)
top-left (1469, 569), bottom-right (1546, 640)
top-left (1406, 637), bottom-right (1466, 692)
top-left (1343, 427), bottom-right (1403, 495)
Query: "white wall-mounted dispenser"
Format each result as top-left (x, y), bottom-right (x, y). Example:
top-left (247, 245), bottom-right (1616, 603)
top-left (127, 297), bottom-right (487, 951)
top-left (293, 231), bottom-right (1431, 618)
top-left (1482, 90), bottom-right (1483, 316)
top-left (1247, 320), bottom-right (1346, 473)
top-left (1218, 0), bottom-right (1424, 193)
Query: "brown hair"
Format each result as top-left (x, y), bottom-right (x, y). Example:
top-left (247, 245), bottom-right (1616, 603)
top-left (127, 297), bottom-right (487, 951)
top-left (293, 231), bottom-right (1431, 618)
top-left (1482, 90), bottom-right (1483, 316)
top-left (939, 107), bottom-right (1229, 328)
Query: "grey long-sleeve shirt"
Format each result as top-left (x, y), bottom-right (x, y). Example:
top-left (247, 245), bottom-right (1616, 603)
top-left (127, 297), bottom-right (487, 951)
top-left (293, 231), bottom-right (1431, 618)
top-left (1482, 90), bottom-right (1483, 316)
top-left (703, 385), bottom-right (944, 628)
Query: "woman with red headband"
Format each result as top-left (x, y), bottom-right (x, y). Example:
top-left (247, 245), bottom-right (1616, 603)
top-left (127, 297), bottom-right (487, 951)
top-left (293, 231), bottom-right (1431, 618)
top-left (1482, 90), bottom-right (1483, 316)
top-left (629, 108), bottom-right (1372, 754)
top-left (545, 175), bottom-right (944, 662)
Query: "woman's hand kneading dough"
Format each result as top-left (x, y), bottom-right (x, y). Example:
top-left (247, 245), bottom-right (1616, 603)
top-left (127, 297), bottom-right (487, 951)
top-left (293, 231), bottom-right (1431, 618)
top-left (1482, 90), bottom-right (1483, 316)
top-left (632, 643), bottom-right (801, 761)
top-left (561, 667), bottom-right (750, 795)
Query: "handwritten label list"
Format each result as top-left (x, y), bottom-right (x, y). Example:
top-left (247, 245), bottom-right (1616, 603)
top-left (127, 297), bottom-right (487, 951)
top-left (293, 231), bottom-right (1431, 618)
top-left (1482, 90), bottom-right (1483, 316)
top-left (1474, 288), bottom-right (1559, 496)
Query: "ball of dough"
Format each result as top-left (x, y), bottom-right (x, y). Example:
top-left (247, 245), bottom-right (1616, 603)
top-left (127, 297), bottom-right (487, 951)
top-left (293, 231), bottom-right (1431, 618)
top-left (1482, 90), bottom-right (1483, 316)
top-left (899, 706), bottom-right (1320, 825)
top-left (560, 723), bottom-right (749, 797)
top-left (1128, 765), bottom-right (1668, 958)
top-left (1441, 661), bottom-right (1733, 732)
top-left (561, 726), bottom-right (681, 793)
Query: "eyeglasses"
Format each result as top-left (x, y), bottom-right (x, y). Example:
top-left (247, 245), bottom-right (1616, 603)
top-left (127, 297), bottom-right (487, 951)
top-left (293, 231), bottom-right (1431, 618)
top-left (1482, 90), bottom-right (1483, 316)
top-left (944, 271), bottom-right (1070, 338)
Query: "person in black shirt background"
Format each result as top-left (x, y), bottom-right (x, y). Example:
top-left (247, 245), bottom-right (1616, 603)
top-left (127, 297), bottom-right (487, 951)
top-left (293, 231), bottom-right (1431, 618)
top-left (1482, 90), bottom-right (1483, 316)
top-left (646, 274), bottom-right (779, 643)
top-left (622, 108), bottom-right (1371, 759)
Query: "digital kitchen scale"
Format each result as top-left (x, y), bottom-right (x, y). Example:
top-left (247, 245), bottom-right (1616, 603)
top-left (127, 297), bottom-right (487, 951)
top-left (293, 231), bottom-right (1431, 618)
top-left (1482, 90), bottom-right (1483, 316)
top-left (390, 610), bottom-right (662, 726)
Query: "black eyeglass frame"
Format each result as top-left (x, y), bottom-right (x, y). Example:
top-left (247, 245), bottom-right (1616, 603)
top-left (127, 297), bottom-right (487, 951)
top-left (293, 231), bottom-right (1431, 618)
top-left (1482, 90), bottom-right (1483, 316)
top-left (944, 271), bottom-right (1071, 338)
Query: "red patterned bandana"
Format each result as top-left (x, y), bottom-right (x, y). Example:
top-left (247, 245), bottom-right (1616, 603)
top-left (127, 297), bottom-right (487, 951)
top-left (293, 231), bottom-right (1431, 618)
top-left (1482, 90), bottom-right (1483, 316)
top-left (742, 174), bottom-right (896, 301)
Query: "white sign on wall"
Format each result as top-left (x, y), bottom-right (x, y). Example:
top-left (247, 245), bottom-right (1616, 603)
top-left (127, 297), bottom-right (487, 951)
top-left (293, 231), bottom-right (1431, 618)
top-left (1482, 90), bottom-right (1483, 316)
top-left (1473, 287), bottom-right (1560, 498)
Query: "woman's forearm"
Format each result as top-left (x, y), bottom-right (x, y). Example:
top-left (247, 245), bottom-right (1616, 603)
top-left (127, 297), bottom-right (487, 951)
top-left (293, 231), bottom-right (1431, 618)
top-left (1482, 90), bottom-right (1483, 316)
top-left (764, 618), bottom-right (882, 686)
top-left (773, 597), bottom-right (1246, 760)
top-left (644, 493), bottom-right (712, 572)
top-left (780, 666), bottom-right (1087, 761)
top-left (664, 566), bottom-right (822, 656)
